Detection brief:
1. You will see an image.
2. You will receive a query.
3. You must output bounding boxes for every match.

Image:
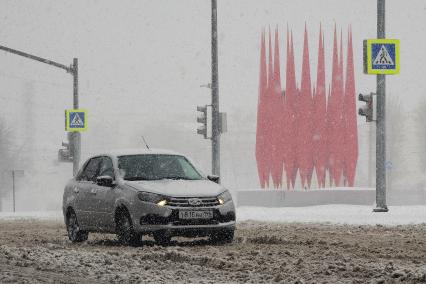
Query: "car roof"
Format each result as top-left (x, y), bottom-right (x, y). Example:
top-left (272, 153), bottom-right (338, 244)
top-left (96, 148), bottom-right (185, 158)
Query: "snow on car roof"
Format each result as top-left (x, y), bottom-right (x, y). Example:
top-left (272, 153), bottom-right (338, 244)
top-left (104, 148), bottom-right (184, 157)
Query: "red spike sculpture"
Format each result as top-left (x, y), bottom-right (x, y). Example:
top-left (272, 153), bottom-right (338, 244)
top-left (270, 28), bottom-right (284, 188)
top-left (297, 25), bottom-right (314, 189)
top-left (284, 29), bottom-right (298, 189)
top-left (255, 24), bottom-right (358, 190)
top-left (277, 29), bottom-right (287, 189)
top-left (343, 27), bottom-right (358, 187)
top-left (313, 26), bottom-right (327, 188)
top-left (255, 31), bottom-right (268, 188)
top-left (333, 29), bottom-right (345, 186)
top-left (326, 85), bottom-right (332, 187)
top-left (264, 29), bottom-right (274, 188)
top-left (327, 26), bottom-right (339, 187)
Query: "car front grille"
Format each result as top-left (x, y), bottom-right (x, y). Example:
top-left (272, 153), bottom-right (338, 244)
top-left (167, 196), bottom-right (220, 207)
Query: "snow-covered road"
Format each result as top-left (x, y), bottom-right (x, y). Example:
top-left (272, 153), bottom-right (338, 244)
top-left (0, 219), bottom-right (425, 283)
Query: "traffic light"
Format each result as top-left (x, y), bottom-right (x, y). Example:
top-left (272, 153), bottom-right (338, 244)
top-left (197, 105), bottom-right (208, 139)
top-left (358, 92), bottom-right (375, 122)
top-left (58, 132), bottom-right (74, 162)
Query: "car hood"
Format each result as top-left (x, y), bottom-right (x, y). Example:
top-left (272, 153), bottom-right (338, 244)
top-left (124, 179), bottom-right (226, 197)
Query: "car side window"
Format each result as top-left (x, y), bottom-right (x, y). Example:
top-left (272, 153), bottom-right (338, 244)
top-left (75, 162), bottom-right (88, 181)
top-left (99, 156), bottom-right (115, 180)
top-left (79, 157), bottom-right (101, 182)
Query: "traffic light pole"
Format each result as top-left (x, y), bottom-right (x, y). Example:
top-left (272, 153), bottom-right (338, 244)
top-left (72, 58), bottom-right (80, 176)
top-left (374, 0), bottom-right (388, 212)
top-left (0, 45), bottom-right (80, 176)
top-left (211, 0), bottom-right (220, 177)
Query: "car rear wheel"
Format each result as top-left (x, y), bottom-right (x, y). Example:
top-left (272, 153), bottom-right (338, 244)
top-left (116, 210), bottom-right (141, 246)
top-left (153, 231), bottom-right (172, 246)
top-left (210, 229), bottom-right (234, 244)
top-left (66, 210), bottom-right (89, 242)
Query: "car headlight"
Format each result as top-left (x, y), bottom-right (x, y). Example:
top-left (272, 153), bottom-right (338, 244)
top-left (138, 192), bottom-right (167, 206)
top-left (217, 190), bottom-right (232, 205)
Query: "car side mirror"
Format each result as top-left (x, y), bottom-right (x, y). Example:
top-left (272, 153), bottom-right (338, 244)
top-left (96, 176), bottom-right (114, 187)
top-left (207, 175), bottom-right (220, 184)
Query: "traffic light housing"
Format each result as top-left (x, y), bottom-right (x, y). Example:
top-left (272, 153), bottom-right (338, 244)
top-left (58, 132), bottom-right (74, 162)
top-left (358, 92), bottom-right (375, 122)
top-left (197, 105), bottom-right (208, 139)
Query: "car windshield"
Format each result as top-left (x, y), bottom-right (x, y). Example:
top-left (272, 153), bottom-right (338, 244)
top-left (117, 154), bottom-right (204, 181)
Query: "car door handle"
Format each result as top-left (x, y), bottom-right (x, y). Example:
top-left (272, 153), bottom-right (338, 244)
top-left (73, 187), bottom-right (79, 194)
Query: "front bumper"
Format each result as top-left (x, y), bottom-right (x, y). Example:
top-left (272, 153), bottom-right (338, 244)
top-left (138, 221), bottom-right (236, 237)
top-left (130, 200), bottom-right (236, 236)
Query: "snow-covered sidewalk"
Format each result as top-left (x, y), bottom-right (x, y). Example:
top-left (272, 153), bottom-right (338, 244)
top-left (0, 211), bottom-right (63, 222)
top-left (0, 205), bottom-right (425, 226)
top-left (237, 205), bottom-right (426, 225)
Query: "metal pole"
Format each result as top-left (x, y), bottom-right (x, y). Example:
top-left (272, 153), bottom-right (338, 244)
top-left (368, 124), bottom-right (373, 187)
top-left (0, 44), bottom-right (79, 177)
top-left (72, 58), bottom-right (80, 177)
top-left (12, 170), bottom-right (15, 212)
top-left (211, 0), bottom-right (220, 177)
top-left (0, 45), bottom-right (71, 72)
top-left (374, 0), bottom-right (388, 212)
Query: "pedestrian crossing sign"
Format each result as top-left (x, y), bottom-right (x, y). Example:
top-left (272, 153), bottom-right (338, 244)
top-left (364, 39), bottom-right (400, 75)
top-left (65, 109), bottom-right (88, 131)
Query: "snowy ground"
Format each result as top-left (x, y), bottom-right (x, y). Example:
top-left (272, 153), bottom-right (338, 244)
top-left (0, 219), bottom-right (425, 283)
top-left (1, 205), bottom-right (425, 226)
top-left (0, 206), bottom-right (425, 283)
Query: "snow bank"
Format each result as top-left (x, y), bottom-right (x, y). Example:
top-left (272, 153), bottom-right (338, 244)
top-left (236, 187), bottom-right (426, 207)
top-left (237, 205), bottom-right (426, 225)
top-left (0, 211), bottom-right (62, 222)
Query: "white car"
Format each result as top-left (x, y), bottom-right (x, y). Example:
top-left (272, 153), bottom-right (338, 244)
top-left (62, 149), bottom-right (236, 245)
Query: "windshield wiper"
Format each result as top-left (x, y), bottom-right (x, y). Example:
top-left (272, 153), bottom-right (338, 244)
top-left (124, 177), bottom-right (150, 181)
top-left (160, 176), bottom-right (192, 180)
top-left (126, 176), bottom-right (199, 181)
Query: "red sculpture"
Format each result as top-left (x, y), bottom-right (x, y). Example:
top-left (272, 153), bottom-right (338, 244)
top-left (313, 26), bottom-right (327, 188)
top-left (255, 24), bottom-right (358, 189)
top-left (343, 27), bottom-right (358, 187)
top-left (255, 30), bottom-right (268, 188)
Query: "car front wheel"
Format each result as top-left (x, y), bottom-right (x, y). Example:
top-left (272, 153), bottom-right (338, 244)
top-left (116, 210), bottom-right (141, 246)
top-left (66, 210), bottom-right (89, 242)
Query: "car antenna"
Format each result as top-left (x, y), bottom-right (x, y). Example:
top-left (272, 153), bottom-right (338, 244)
top-left (142, 136), bottom-right (150, 150)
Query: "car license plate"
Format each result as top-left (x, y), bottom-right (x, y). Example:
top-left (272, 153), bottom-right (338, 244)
top-left (179, 210), bottom-right (213, 220)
